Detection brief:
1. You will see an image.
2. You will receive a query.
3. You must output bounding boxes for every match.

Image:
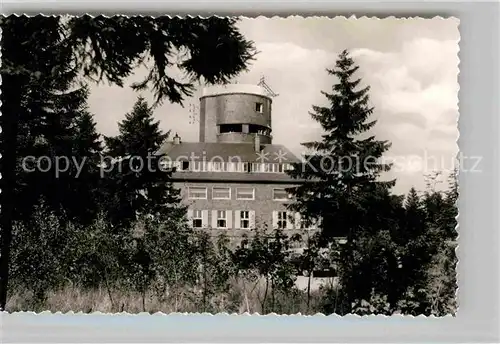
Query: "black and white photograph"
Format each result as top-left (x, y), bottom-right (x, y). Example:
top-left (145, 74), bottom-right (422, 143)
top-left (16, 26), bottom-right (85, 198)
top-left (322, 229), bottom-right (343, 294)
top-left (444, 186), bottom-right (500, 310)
top-left (0, 15), bottom-right (459, 316)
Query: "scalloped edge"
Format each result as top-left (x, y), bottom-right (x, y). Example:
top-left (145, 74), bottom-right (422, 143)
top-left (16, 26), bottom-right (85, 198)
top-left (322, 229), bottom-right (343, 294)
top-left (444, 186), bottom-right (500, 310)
top-left (0, 14), bottom-right (460, 318)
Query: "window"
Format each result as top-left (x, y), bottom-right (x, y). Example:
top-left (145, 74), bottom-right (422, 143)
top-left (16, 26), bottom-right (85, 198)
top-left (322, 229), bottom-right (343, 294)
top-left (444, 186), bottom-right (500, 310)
top-left (273, 188), bottom-right (291, 201)
top-left (192, 210), bottom-right (203, 228)
top-left (277, 211), bottom-right (288, 229)
top-left (240, 211), bottom-right (250, 229)
top-left (192, 161), bottom-right (204, 172)
top-left (231, 162), bottom-right (244, 172)
top-left (220, 124), bottom-right (243, 133)
top-left (255, 102), bottom-right (263, 113)
top-left (298, 219), bottom-right (306, 229)
top-left (181, 161), bottom-right (190, 171)
top-left (295, 213), bottom-right (306, 229)
top-left (217, 210), bottom-right (227, 228)
top-left (209, 162), bottom-right (229, 172)
top-left (236, 187), bottom-right (255, 200)
top-left (250, 163), bottom-right (265, 172)
top-left (211, 162), bottom-right (223, 172)
top-left (188, 187), bottom-right (207, 199)
top-left (249, 163), bottom-right (293, 174)
top-left (213, 187), bottom-right (231, 200)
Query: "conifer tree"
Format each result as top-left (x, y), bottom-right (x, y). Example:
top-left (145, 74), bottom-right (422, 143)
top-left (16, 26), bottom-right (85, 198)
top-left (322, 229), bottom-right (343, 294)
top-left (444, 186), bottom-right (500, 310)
top-left (2, 17), bottom-right (88, 222)
top-left (69, 111), bottom-right (104, 223)
top-left (442, 168), bottom-right (459, 241)
top-left (422, 169), bottom-right (458, 315)
top-left (400, 187), bottom-right (427, 243)
top-left (287, 50), bottom-right (393, 243)
top-left (1, 15), bottom-right (255, 309)
top-left (395, 187), bottom-right (435, 313)
top-left (287, 50), bottom-right (397, 312)
top-left (104, 97), bottom-right (184, 226)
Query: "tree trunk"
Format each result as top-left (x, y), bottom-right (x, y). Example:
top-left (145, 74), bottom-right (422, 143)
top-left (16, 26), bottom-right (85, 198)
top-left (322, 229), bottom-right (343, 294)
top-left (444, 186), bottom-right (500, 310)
top-left (142, 288), bottom-right (146, 312)
top-left (307, 271), bottom-right (312, 313)
top-left (103, 270), bottom-right (115, 311)
top-left (262, 277), bottom-right (269, 314)
top-left (271, 280), bottom-right (275, 312)
top-left (0, 75), bottom-right (20, 311)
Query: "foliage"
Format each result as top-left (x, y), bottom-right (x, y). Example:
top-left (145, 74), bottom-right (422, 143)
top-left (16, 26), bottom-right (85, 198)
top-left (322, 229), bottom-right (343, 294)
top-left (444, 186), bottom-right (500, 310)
top-left (103, 97), bottom-right (185, 227)
top-left (1, 23), bottom-right (458, 314)
top-left (9, 200), bottom-right (75, 309)
top-left (0, 14), bottom-right (256, 309)
top-left (287, 50), bottom-right (394, 243)
top-left (66, 16), bottom-right (256, 105)
top-left (288, 50), bottom-right (457, 316)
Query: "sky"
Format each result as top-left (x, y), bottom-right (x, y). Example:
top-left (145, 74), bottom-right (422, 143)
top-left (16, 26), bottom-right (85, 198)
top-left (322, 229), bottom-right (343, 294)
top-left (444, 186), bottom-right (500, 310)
top-left (88, 17), bottom-right (460, 195)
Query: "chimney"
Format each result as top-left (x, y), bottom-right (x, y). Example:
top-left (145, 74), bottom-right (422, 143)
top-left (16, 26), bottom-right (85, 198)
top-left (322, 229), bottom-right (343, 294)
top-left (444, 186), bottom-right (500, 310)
top-left (254, 133), bottom-right (260, 152)
top-left (173, 133), bottom-right (181, 145)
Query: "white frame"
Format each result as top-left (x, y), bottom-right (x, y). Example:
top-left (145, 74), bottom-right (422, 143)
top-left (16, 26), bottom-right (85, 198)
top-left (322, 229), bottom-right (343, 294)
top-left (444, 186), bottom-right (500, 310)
top-left (192, 210), bottom-right (203, 228)
top-left (250, 163), bottom-right (290, 174)
top-left (212, 186), bottom-right (231, 200)
top-left (216, 210), bottom-right (227, 229)
top-left (236, 187), bottom-right (255, 200)
top-left (277, 211), bottom-right (288, 229)
top-left (240, 210), bottom-right (250, 229)
top-left (255, 102), bottom-right (264, 113)
top-left (192, 161), bottom-right (204, 172)
top-left (3, 4), bottom-right (499, 344)
top-left (187, 186), bottom-right (207, 200)
top-left (272, 188), bottom-right (290, 201)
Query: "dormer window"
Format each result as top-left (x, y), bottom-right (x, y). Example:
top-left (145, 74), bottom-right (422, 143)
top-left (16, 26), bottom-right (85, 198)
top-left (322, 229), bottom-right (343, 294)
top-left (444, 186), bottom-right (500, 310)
top-left (255, 102), bottom-right (263, 113)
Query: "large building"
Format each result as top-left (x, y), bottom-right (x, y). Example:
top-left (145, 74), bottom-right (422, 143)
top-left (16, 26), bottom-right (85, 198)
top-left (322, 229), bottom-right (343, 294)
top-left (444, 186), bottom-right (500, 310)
top-left (156, 83), bottom-right (317, 240)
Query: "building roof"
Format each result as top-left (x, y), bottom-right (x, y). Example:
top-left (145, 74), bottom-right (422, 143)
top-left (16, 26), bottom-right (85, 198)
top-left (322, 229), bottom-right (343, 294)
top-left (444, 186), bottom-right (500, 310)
top-left (201, 84), bottom-right (271, 99)
top-left (156, 141), bottom-right (304, 184)
top-left (156, 141), bottom-right (302, 164)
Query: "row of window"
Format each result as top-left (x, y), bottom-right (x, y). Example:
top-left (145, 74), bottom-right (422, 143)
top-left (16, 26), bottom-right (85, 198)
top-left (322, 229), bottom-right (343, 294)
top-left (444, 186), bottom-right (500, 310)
top-left (189, 210), bottom-right (254, 229)
top-left (187, 210), bottom-right (314, 230)
top-left (162, 161), bottom-right (294, 174)
top-left (187, 186), bottom-right (292, 201)
top-left (218, 124), bottom-right (271, 137)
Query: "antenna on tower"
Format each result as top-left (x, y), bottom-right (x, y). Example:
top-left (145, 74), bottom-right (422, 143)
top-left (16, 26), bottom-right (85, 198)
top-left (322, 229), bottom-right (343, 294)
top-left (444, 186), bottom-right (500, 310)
top-left (188, 103), bottom-right (199, 125)
top-left (258, 76), bottom-right (279, 97)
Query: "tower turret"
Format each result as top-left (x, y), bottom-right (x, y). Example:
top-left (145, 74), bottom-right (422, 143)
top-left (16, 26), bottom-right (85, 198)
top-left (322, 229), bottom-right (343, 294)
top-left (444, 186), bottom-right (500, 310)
top-left (198, 84), bottom-right (273, 144)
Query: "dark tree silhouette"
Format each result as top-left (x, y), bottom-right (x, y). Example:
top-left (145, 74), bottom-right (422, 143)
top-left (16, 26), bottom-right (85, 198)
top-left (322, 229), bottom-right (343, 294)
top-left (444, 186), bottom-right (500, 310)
top-left (0, 15), bottom-right (256, 310)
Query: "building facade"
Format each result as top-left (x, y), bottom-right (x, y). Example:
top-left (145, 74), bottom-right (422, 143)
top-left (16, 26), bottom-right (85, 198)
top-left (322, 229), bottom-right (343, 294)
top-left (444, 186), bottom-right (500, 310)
top-left (157, 84), bottom-right (316, 241)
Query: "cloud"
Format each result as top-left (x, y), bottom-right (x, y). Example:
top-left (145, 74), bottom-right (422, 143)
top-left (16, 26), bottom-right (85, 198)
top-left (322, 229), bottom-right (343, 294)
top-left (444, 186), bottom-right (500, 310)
top-left (87, 18), bottom-right (459, 194)
top-left (251, 38), bottom-right (459, 193)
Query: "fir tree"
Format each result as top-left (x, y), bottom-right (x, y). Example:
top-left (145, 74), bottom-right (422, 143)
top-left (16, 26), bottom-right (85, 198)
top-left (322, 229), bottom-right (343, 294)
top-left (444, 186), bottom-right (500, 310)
top-left (287, 50), bottom-right (396, 312)
top-left (287, 50), bottom-right (393, 243)
top-left (0, 18), bottom-right (104, 227)
top-left (103, 97), bottom-right (184, 226)
top-left (395, 187), bottom-right (435, 313)
top-left (1, 16), bottom-right (87, 222)
top-left (1, 15), bottom-right (254, 308)
top-left (421, 169), bottom-right (458, 315)
top-left (68, 111), bottom-right (104, 223)
top-left (442, 168), bottom-right (459, 241)
top-left (401, 188), bottom-right (426, 241)
top-left (106, 97), bottom-right (169, 157)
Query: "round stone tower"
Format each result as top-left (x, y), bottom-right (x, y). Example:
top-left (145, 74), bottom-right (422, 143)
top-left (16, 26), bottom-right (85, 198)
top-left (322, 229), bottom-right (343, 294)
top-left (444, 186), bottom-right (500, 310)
top-left (199, 84), bottom-right (273, 144)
